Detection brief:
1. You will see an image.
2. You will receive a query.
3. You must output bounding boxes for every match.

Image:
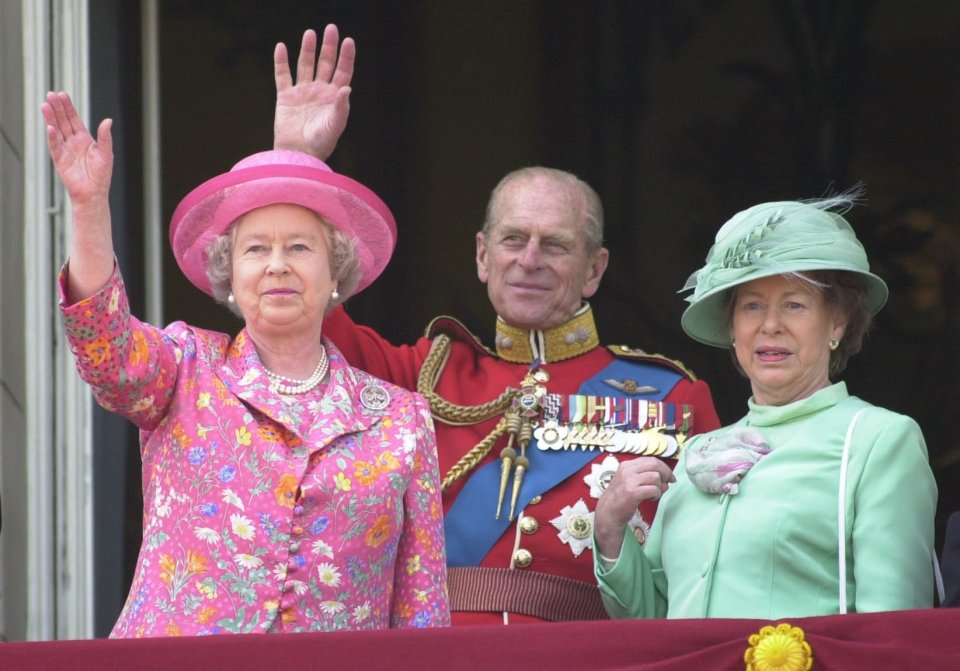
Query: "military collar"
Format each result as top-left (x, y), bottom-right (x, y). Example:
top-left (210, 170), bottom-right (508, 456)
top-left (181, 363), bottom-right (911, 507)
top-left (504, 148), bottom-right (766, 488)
top-left (494, 304), bottom-right (600, 364)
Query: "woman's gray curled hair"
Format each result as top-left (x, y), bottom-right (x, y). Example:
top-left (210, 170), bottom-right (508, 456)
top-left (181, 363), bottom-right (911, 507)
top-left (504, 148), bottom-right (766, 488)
top-left (205, 216), bottom-right (361, 318)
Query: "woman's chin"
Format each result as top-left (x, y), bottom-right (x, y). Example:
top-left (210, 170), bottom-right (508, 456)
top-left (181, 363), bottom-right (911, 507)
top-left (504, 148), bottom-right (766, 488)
top-left (246, 309), bottom-right (319, 334)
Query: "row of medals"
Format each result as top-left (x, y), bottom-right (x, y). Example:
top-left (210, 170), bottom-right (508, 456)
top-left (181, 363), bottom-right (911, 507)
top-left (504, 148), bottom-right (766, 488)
top-left (534, 419), bottom-right (683, 457)
top-left (516, 368), bottom-right (685, 459)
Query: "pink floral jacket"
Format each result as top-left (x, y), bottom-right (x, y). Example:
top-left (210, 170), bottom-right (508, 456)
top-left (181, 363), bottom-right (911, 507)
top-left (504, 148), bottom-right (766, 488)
top-left (60, 267), bottom-right (450, 637)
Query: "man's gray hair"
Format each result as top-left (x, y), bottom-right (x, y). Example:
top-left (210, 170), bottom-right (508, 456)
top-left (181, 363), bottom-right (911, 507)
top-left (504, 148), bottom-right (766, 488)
top-left (481, 167), bottom-right (604, 252)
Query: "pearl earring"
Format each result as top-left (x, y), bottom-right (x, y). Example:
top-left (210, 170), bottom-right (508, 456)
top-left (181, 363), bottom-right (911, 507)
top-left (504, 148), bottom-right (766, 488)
top-left (227, 293), bottom-right (235, 304)
top-left (829, 338), bottom-right (840, 351)
top-left (331, 289), bottom-right (340, 301)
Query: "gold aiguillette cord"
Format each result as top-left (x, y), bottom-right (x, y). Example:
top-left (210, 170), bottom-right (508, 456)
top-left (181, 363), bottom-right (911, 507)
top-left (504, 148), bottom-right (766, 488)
top-left (495, 359), bottom-right (545, 520)
top-left (507, 417), bottom-right (533, 520)
top-left (495, 411), bottom-right (519, 519)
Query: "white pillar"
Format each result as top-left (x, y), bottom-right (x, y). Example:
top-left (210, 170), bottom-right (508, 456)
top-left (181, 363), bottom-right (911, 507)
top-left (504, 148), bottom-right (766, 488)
top-left (24, 0), bottom-right (95, 640)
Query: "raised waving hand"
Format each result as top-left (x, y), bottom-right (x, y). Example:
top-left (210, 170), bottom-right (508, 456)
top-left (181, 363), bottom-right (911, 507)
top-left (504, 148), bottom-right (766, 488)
top-left (42, 91), bottom-right (116, 302)
top-left (274, 25), bottom-right (355, 160)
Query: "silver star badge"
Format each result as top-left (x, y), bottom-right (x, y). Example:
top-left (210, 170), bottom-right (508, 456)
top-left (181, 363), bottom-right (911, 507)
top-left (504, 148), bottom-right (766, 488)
top-left (550, 499), bottom-right (595, 557)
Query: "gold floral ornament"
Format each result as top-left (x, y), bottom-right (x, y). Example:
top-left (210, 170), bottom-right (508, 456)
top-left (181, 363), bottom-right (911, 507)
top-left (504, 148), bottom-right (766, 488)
top-left (744, 623), bottom-right (813, 671)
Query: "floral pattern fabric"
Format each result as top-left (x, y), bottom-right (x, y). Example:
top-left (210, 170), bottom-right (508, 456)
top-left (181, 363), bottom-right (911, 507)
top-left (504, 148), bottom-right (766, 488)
top-left (60, 266), bottom-right (450, 637)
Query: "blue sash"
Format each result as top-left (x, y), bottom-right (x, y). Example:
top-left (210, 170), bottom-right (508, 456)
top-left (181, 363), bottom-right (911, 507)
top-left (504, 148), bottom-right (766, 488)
top-left (444, 358), bottom-right (683, 566)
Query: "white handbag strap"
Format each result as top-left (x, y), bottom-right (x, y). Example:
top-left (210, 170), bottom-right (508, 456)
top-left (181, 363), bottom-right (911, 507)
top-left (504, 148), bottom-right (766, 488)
top-left (838, 408), bottom-right (868, 614)
top-left (933, 548), bottom-right (946, 605)
top-left (838, 409), bottom-right (946, 609)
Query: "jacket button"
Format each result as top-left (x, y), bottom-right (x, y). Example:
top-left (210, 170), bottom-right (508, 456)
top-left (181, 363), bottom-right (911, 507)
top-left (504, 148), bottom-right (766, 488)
top-left (519, 516), bottom-right (539, 534)
top-left (513, 549), bottom-right (533, 568)
top-left (529, 495), bottom-right (542, 505)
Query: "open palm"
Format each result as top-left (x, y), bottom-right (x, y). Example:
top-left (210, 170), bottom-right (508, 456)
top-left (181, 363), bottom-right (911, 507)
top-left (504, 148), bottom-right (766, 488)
top-left (42, 91), bottom-right (113, 207)
top-left (274, 26), bottom-right (354, 160)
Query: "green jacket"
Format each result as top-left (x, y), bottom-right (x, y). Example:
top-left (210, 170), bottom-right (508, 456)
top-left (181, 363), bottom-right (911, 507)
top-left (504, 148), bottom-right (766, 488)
top-left (596, 382), bottom-right (937, 618)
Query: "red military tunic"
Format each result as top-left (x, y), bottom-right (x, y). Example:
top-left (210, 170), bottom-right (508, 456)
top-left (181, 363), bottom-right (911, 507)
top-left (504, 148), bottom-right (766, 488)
top-left (324, 304), bottom-right (720, 624)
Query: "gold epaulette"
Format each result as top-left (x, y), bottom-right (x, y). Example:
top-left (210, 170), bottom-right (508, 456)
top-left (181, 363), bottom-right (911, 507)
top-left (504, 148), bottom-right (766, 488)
top-left (606, 344), bottom-right (700, 381)
top-left (424, 315), bottom-right (496, 357)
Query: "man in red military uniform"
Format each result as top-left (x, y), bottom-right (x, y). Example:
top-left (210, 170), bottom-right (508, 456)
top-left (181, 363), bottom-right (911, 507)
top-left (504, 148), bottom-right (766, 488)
top-left (273, 26), bottom-right (721, 624)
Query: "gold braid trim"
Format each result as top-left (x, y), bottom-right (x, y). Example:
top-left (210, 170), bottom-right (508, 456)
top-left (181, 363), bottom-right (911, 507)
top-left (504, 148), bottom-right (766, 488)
top-left (441, 416), bottom-right (508, 492)
top-left (417, 333), bottom-right (519, 489)
top-left (417, 334), bottom-right (517, 426)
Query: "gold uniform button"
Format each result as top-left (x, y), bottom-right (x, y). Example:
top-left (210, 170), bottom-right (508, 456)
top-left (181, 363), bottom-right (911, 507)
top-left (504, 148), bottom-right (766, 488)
top-left (513, 549), bottom-right (533, 568)
top-left (519, 516), bottom-right (539, 534)
top-left (529, 495), bottom-right (542, 505)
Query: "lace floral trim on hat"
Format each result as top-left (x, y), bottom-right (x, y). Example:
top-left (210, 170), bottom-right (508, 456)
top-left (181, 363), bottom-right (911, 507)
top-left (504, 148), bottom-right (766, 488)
top-left (685, 427), bottom-right (771, 495)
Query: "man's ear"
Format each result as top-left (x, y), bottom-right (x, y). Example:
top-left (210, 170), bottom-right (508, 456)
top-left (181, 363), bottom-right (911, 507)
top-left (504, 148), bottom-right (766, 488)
top-left (476, 232), bottom-right (489, 284)
top-left (581, 247), bottom-right (610, 299)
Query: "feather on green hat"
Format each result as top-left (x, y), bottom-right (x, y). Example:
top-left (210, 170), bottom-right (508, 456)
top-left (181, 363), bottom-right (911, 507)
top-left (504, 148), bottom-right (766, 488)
top-left (680, 196), bottom-right (888, 347)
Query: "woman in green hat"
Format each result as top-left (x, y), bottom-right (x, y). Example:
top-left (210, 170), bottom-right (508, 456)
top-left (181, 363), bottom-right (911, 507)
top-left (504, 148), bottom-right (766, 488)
top-left (593, 194), bottom-right (939, 618)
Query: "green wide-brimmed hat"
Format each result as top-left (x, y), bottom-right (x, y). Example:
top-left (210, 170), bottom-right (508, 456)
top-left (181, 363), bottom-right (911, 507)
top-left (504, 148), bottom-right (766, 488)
top-left (680, 197), bottom-right (889, 348)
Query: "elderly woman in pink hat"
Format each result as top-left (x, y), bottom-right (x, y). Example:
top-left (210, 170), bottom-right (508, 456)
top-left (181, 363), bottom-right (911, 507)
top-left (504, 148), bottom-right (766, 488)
top-left (42, 89), bottom-right (450, 636)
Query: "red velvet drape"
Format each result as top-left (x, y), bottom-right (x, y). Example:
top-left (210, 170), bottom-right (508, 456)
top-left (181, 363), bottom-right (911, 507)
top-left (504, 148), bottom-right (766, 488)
top-left (3, 609), bottom-right (958, 671)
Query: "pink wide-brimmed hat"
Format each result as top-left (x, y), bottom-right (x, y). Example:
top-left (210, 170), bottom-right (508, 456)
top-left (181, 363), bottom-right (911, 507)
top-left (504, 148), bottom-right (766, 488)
top-left (169, 150), bottom-right (397, 297)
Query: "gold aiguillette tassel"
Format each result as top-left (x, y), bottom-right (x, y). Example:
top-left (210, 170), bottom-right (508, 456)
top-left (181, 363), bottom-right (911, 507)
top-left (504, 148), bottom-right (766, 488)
top-left (507, 456), bottom-right (528, 521)
top-left (496, 446), bottom-right (515, 519)
top-left (496, 411), bottom-right (521, 519)
top-left (507, 418), bottom-right (534, 520)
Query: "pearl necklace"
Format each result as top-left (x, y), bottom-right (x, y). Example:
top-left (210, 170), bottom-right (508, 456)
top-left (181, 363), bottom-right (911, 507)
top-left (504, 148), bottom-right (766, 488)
top-left (264, 347), bottom-right (329, 395)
